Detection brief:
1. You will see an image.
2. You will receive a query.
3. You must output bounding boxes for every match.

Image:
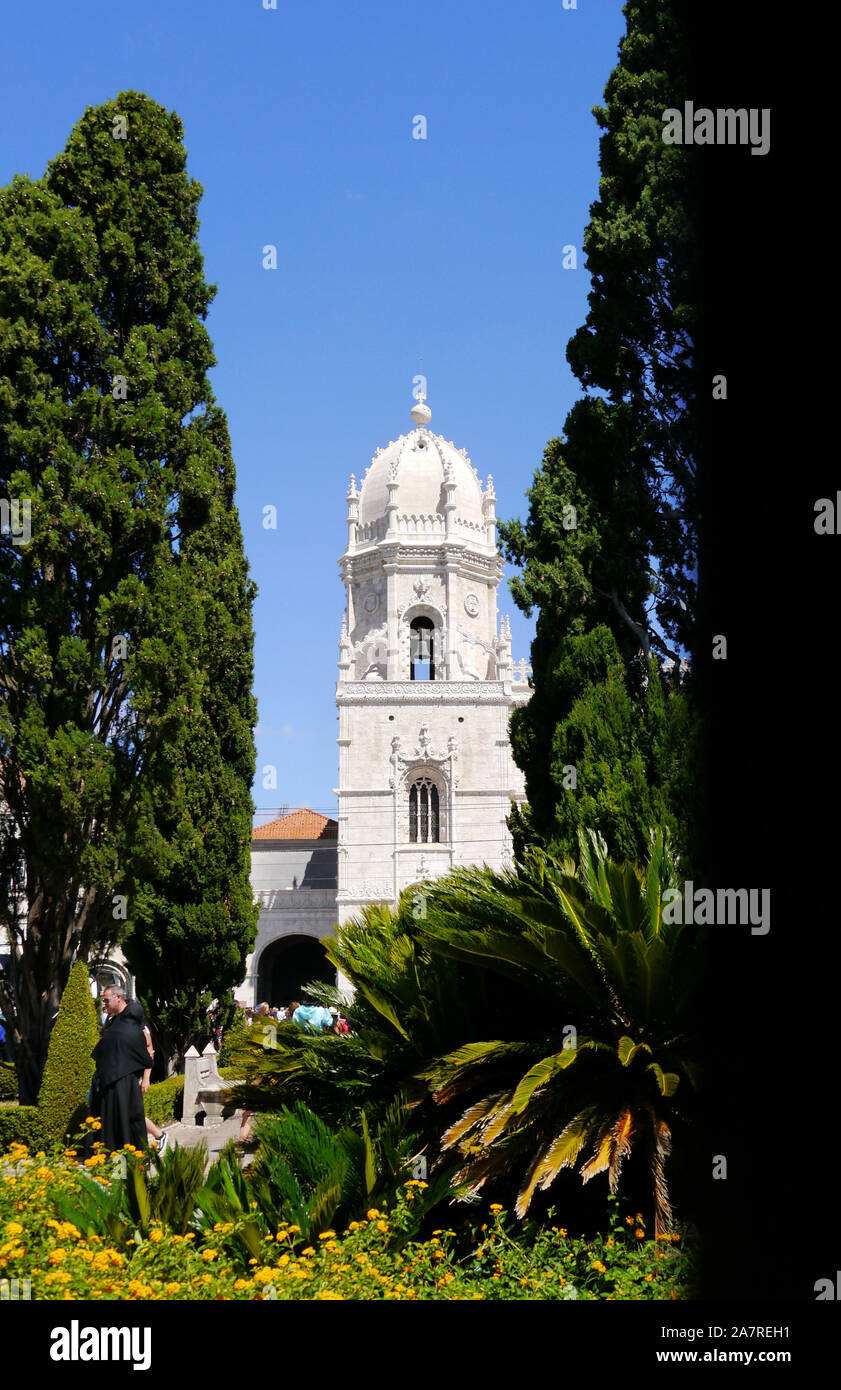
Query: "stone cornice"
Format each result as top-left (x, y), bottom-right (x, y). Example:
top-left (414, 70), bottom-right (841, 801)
top-left (336, 681), bottom-right (516, 704)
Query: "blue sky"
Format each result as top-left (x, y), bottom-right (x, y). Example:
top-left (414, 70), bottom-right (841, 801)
top-left (1, 0), bottom-right (627, 823)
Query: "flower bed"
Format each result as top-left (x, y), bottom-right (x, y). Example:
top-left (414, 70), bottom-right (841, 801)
top-left (0, 1138), bottom-right (694, 1300)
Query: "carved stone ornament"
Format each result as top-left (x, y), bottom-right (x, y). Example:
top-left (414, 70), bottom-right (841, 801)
top-left (464, 592), bottom-right (480, 617)
top-left (363, 591), bottom-right (380, 615)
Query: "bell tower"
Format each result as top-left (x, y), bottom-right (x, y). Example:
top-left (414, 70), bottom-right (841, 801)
top-left (334, 396), bottom-right (531, 928)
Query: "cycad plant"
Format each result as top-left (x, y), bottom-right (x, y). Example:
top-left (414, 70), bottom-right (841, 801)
top-left (414, 828), bottom-right (703, 1234)
top-left (193, 1100), bottom-right (451, 1256)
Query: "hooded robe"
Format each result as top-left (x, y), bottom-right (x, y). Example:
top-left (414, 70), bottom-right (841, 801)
top-left (91, 1010), bottom-right (151, 1152)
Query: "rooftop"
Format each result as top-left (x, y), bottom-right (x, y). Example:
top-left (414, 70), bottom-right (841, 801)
top-left (252, 809), bottom-right (338, 842)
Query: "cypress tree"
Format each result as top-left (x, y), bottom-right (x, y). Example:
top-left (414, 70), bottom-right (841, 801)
top-left (499, 1), bottom-right (699, 865)
top-left (0, 91), bottom-right (257, 1098)
top-left (37, 959), bottom-right (100, 1145)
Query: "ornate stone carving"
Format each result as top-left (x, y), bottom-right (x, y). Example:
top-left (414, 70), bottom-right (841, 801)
top-left (464, 592), bottom-right (479, 617)
top-left (337, 682), bottom-right (511, 703)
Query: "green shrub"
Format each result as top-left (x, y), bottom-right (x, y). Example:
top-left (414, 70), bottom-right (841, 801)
top-left (144, 1074), bottom-right (184, 1128)
top-left (0, 1104), bottom-right (50, 1151)
top-left (37, 960), bottom-right (100, 1144)
top-left (0, 1062), bottom-right (17, 1102)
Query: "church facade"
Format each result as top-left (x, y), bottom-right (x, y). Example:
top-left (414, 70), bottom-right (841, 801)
top-left (238, 397), bottom-right (531, 1006)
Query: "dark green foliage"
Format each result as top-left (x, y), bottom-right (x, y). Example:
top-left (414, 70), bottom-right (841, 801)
top-left (0, 1062), bottom-right (16, 1101)
top-left (36, 960), bottom-right (99, 1144)
top-left (0, 1105), bottom-right (50, 1150)
top-left (217, 1009), bottom-right (249, 1068)
top-left (498, 1), bottom-right (700, 865)
top-left (143, 1073), bottom-right (184, 1128)
top-left (0, 91), bottom-right (257, 1095)
top-left (509, 624), bottom-right (695, 865)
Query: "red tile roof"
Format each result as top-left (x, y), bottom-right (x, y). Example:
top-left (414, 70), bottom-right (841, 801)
top-left (252, 809), bottom-right (338, 841)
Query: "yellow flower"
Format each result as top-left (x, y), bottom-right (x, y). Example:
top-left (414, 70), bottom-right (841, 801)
top-left (233, 1278), bottom-right (252, 1290)
top-left (166, 1282), bottom-right (182, 1294)
top-left (35, 1167), bottom-right (53, 1180)
top-left (558, 1228), bottom-right (568, 1238)
top-left (376, 1220), bottom-right (389, 1233)
top-left (489, 1204), bottom-right (503, 1214)
top-left (301, 1247), bottom-right (315, 1257)
top-left (316, 1290), bottom-right (344, 1300)
top-left (149, 1230), bottom-right (164, 1244)
top-left (635, 1213), bottom-right (644, 1224)
top-left (4, 1223), bottom-right (23, 1237)
top-left (287, 1224), bottom-right (301, 1234)
top-left (253, 1266), bottom-right (276, 1284)
top-left (635, 1228), bottom-right (645, 1240)
top-left (366, 1208), bottom-right (380, 1219)
top-left (201, 1249), bottom-right (218, 1262)
top-left (644, 1272), bottom-right (654, 1282)
top-left (48, 1248), bottom-right (67, 1265)
top-left (317, 1230), bottom-right (336, 1240)
top-left (591, 1259), bottom-right (606, 1273)
top-left (277, 1254), bottom-right (290, 1268)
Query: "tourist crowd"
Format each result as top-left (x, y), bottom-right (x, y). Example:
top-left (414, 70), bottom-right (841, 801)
top-left (241, 1000), bottom-right (351, 1035)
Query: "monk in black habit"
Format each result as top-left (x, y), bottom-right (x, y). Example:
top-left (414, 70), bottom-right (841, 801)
top-left (91, 985), bottom-right (152, 1151)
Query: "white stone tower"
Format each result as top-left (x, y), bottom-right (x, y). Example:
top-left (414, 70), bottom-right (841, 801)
top-left (334, 396), bottom-right (532, 929)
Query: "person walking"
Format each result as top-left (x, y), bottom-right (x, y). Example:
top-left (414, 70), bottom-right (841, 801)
top-left (91, 986), bottom-right (152, 1152)
top-left (292, 1002), bottom-right (335, 1034)
top-left (123, 999), bottom-right (168, 1154)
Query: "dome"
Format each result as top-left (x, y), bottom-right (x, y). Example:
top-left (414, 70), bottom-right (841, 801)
top-left (356, 404), bottom-right (487, 543)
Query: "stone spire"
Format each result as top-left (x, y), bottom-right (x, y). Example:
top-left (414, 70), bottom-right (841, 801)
top-left (346, 473), bottom-right (359, 550)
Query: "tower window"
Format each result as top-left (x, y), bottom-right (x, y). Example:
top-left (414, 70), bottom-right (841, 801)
top-left (409, 778), bottom-right (439, 843)
top-left (410, 617), bottom-right (435, 681)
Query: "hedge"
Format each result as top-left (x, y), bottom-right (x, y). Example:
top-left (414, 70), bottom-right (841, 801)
top-left (0, 1104), bottom-right (50, 1151)
top-left (144, 1075), bottom-right (184, 1128)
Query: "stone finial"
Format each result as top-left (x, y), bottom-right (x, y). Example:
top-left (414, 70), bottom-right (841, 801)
top-left (410, 397), bottom-right (431, 429)
top-left (346, 473), bottom-right (358, 500)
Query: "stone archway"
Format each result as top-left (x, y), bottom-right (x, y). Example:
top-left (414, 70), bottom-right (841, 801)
top-left (256, 935), bottom-right (337, 1008)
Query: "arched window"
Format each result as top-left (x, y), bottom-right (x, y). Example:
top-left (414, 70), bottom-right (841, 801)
top-left (410, 617), bottom-right (435, 680)
top-left (409, 778), bottom-right (440, 843)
